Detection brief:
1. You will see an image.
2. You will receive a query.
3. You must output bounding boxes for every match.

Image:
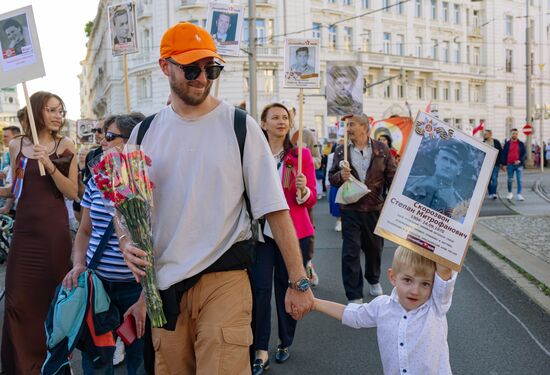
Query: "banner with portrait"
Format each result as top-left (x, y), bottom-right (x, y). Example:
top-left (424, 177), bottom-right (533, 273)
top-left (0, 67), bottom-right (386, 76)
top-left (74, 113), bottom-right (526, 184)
top-left (108, 2), bottom-right (139, 57)
top-left (326, 62), bottom-right (363, 117)
top-left (77, 119), bottom-right (97, 144)
top-left (370, 116), bottom-right (413, 162)
top-left (374, 111), bottom-right (498, 271)
top-left (0, 6), bottom-right (45, 88)
top-left (283, 38), bottom-right (320, 89)
top-left (206, 3), bottom-right (244, 57)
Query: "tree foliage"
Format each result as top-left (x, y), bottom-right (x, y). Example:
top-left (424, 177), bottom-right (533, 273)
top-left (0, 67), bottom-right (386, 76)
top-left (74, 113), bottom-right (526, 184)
top-left (84, 21), bottom-right (93, 38)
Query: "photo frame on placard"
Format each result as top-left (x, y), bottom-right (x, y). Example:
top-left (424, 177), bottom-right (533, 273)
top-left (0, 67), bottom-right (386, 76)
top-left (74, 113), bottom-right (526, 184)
top-left (108, 2), bottom-right (139, 57)
top-left (0, 6), bottom-right (45, 88)
top-left (374, 111), bottom-right (498, 272)
top-left (326, 62), bottom-right (363, 116)
top-left (283, 38), bottom-right (320, 89)
top-left (77, 119), bottom-right (97, 142)
top-left (206, 2), bottom-right (244, 57)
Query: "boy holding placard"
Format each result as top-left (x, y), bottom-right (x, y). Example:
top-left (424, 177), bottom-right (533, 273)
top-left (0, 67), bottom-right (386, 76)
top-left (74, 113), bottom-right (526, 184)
top-left (313, 246), bottom-right (457, 375)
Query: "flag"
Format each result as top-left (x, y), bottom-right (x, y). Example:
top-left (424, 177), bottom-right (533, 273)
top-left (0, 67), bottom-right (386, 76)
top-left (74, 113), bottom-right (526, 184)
top-left (425, 100), bottom-right (431, 113)
top-left (472, 120), bottom-right (484, 135)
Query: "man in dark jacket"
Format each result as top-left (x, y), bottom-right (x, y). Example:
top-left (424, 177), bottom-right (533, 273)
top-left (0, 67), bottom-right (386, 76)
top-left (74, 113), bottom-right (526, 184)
top-left (501, 128), bottom-right (526, 201)
top-left (328, 114), bottom-right (396, 303)
top-left (483, 129), bottom-right (503, 199)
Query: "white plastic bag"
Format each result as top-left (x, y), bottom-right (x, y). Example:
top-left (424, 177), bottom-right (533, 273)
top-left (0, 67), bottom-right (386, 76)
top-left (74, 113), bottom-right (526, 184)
top-left (335, 175), bottom-right (370, 204)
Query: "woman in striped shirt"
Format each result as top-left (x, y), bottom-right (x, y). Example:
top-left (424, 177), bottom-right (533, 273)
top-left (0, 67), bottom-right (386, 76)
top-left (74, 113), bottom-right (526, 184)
top-left (62, 113), bottom-right (145, 374)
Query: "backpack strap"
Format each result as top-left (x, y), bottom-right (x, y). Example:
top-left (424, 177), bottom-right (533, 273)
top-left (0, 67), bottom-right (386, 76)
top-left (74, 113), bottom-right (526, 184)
top-left (137, 114), bottom-right (157, 146)
top-left (88, 219), bottom-right (115, 271)
top-left (233, 108), bottom-right (253, 221)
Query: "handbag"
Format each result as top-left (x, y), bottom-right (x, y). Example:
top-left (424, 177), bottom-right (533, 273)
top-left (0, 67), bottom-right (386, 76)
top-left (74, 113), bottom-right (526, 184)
top-left (335, 175), bottom-right (370, 205)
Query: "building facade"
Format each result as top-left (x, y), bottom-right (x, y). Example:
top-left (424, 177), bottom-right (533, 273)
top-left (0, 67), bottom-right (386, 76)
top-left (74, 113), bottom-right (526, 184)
top-left (0, 87), bottom-right (21, 127)
top-left (79, 0), bottom-right (550, 142)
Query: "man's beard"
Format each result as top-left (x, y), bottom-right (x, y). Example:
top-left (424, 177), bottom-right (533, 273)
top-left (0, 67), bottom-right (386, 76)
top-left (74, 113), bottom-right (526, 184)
top-left (169, 71), bottom-right (212, 106)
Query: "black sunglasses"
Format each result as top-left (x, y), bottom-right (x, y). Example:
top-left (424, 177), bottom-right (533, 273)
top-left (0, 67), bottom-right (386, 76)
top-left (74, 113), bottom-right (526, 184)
top-left (91, 128), bottom-right (103, 134)
top-left (166, 58), bottom-right (224, 81)
top-left (104, 131), bottom-right (129, 142)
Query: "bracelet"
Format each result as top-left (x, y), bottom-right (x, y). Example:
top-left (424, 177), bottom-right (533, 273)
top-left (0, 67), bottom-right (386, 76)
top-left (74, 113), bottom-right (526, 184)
top-left (47, 165), bottom-right (57, 176)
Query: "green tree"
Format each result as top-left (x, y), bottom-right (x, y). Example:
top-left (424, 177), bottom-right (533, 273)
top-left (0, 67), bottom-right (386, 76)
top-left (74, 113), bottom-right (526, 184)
top-left (84, 21), bottom-right (93, 38)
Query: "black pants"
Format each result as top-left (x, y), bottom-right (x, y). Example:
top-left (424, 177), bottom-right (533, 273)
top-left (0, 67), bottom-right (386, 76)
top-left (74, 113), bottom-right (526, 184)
top-left (341, 210), bottom-right (383, 300)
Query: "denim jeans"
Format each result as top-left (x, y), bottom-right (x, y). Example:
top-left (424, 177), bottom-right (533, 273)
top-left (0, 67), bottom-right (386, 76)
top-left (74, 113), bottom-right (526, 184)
top-left (487, 166), bottom-right (500, 195)
top-left (82, 280), bottom-right (144, 375)
top-left (506, 164), bottom-right (523, 194)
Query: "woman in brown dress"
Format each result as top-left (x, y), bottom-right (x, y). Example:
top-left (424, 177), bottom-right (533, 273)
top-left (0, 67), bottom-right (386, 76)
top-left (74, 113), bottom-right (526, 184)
top-left (0, 91), bottom-right (78, 374)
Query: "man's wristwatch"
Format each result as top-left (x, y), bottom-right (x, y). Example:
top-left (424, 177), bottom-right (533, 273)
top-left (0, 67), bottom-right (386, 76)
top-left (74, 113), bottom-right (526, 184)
top-left (288, 277), bottom-right (310, 292)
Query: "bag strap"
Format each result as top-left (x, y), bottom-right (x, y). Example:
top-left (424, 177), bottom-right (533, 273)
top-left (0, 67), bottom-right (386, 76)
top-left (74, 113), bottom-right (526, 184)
top-left (233, 108), bottom-right (253, 221)
top-left (88, 219), bottom-right (115, 270)
top-left (137, 114), bottom-right (157, 146)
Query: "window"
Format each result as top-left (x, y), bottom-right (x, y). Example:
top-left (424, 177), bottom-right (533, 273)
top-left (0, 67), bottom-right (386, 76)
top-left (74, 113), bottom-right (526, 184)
top-left (362, 0), bottom-right (370, 8)
top-left (328, 0), bottom-right (336, 3)
top-left (443, 41), bottom-right (449, 63)
top-left (417, 85), bottom-right (423, 100)
top-left (442, 2), bottom-right (449, 22)
top-left (431, 0), bottom-right (437, 20)
top-left (432, 86), bottom-right (438, 100)
top-left (454, 119), bottom-right (462, 129)
top-left (505, 15), bottom-right (513, 36)
top-left (328, 25), bottom-right (337, 50)
top-left (397, 1), bottom-right (405, 14)
top-left (383, 0), bottom-right (391, 12)
top-left (415, 0), bottom-right (422, 17)
top-left (466, 45), bottom-right (470, 64)
top-left (142, 28), bottom-right (151, 51)
top-left (505, 117), bottom-right (514, 135)
top-left (398, 85), bottom-right (404, 98)
top-left (138, 75), bottom-right (152, 99)
top-left (453, 4), bottom-right (460, 24)
top-left (455, 84), bottom-right (461, 102)
top-left (505, 49), bottom-right (513, 72)
top-left (454, 42), bottom-right (461, 63)
top-left (396, 34), bottom-right (405, 56)
top-left (473, 10), bottom-right (479, 28)
top-left (474, 46), bottom-right (480, 66)
top-left (384, 83), bottom-right (391, 98)
top-left (383, 33), bottom-right (391, 54)
top-left (344, 27), bottom-right (353, 51)
top-left (264, 69), bottom-right (275, 94)
top-left (431, 39), bottom-right (438, 60)
top-left (243, 18), bottom-right (270, 45)
top-left (362, 30), bottom-right (371, 51)
top-left (312, 23), bottom-right (321, 40)
top-left (416, 37), bottom-right (423, 57)
top-left (343, 0), bottom-right (352, 5)
top-left (506, 86), bottom-right (513, 106)
top-left (444, 83), bottom-right (450, 101)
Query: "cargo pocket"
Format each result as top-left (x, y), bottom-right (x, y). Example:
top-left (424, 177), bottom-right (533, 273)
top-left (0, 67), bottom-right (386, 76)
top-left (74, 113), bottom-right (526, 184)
top-left (220, 325), bottom-right (253, 374)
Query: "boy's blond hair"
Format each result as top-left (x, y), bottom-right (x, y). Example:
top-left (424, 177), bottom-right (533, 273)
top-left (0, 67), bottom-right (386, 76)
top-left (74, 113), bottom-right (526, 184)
top-left (392, 246), bottom-right (436, 278)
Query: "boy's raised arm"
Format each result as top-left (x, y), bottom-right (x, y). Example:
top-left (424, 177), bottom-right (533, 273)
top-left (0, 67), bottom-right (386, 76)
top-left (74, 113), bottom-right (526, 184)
top-left (313, 298), bottom-right (346, 321)
top-left (436, 262), bottom-right (453, 281)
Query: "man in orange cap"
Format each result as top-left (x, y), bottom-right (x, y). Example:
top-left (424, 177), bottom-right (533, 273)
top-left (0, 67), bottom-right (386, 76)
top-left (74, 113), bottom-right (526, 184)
top-left (120, 22), bottom-right (313, 374)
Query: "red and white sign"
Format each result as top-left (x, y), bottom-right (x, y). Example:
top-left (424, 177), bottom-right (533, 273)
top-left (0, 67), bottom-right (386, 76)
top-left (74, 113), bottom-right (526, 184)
top-left (523, 123), bottom-right (533, 135)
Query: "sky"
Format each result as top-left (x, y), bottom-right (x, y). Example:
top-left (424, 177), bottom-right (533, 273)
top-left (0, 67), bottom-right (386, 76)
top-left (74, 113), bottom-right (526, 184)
top-left (0, 0), bottom-right (101, 120)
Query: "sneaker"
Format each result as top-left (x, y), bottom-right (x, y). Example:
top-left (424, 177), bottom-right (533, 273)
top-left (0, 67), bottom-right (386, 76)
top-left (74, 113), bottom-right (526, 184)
top-left (516, 194), bottom-right (525, 201)
top-left (369, 283), bottom-right (383, 297)
top-left (348, 298), bottom-right (363, 304)
top-left (306, 260), bottom-right (319, 287)
top-left (506, 192), bottom-right (514, 200)
top-left (113, 337), bottom-right (125, 366)
top-left (492, 194), bottom-right (498, 200)
top-left (334, 220), bottom-right (342, 232)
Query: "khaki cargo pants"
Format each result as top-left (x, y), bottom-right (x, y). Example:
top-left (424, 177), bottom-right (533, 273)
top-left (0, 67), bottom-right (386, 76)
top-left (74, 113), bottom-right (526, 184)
top-left (152, 270), bottom-right (253, 374)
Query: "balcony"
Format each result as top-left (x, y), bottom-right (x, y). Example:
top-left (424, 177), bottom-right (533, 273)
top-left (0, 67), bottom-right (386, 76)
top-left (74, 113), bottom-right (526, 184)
top-left (179, 0), bottom-right (199, 7)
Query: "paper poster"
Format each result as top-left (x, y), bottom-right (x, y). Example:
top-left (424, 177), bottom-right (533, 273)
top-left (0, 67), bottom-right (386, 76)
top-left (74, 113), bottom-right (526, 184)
top-left (206, 2), bottom-right (244, 57)
top-left (77, 119), bottom-right (98, 144)
top-left (0, 6), bottom-right (45, 88)
top-left (108, 2), bottom-right (139, 57)
top-left (283, 38), bottom-right (320, 89)
top-left (374, 111), bottom-right (498, 271)
top-left (326, 62), bottom-right (363, 116)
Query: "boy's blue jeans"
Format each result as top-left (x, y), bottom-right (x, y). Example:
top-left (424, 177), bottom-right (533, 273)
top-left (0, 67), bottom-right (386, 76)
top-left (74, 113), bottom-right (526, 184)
top-left (82, 280), bottom-right (144, 375)
top-left (506, 164), bottom-right (523, 194)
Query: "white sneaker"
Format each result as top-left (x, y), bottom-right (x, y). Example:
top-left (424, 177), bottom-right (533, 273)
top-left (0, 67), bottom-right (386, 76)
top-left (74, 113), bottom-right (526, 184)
top-left (506, 192), bottom-right (514, 200)
top-left (516, 194), bottom-right (525, 201)
top-left (334, 220), bottom-right (342, 232)
top-left (306, 260), bottom-right (319, 287)
top-left (113, 337), bottom-right (125, 366)
top-left (491, 194), bottom-right (498, 200)
top-left (348, 298), bottom-right (363, 304)
top-left (369, 283), bottom-right (383, 297)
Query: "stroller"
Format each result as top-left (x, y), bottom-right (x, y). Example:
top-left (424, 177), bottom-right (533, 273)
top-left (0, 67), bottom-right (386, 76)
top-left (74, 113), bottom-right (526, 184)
top-left (0, 214), bottom-right (13, 301)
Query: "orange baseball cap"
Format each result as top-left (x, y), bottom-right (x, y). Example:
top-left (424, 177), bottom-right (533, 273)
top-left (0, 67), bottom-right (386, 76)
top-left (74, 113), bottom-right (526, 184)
top-left (160, 22), bottom-right (224, 65)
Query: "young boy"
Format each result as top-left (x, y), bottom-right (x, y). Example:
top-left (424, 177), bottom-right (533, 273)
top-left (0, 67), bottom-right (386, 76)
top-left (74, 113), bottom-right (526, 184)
top-left (314, 246), bottom-right (456, 375)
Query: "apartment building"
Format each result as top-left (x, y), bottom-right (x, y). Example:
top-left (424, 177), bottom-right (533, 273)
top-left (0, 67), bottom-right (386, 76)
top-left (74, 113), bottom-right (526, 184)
top-left (0, 87), bottom-right (21, 127)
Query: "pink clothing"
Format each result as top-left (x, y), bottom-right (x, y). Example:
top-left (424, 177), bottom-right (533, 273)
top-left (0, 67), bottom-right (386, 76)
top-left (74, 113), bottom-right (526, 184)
top-left (281, 148), bottom-right (317, 239)
top-left (507, 140), bottom-right (519, 164)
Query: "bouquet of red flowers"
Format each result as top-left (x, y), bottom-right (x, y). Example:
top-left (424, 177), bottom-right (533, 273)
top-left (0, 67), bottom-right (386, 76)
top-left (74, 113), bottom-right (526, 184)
top-left (93, 147), bottom-right (166, 328)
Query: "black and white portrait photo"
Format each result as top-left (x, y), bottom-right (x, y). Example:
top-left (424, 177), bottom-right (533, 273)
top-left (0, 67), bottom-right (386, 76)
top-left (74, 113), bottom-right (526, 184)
top-left (108, 3), bottom-right (138, 56)
top-left (283, 38), bottom-right (320, 89)
top-left (326, 63), bottom-right (363, 116)
top-left (0, 15), bottom-right (31, 59)
top-left (289, 46), bottom-right (315, 76)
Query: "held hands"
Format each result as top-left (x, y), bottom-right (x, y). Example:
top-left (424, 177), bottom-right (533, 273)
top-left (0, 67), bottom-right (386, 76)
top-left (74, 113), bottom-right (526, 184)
top-left (285, 287), bottom-right (314, 321)
top-left (62, 264), bottom-right (87, 290)
top-left (121, 240), bottom-right (151, 283)
top-left (32, 144), bottom-right (55, 174)
top-left (124, 292), bottom-right (147, 338)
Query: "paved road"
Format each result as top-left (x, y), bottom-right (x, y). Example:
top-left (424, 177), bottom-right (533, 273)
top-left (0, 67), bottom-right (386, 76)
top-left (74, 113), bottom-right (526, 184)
top-left (1, 198), bottom-right (549, 374)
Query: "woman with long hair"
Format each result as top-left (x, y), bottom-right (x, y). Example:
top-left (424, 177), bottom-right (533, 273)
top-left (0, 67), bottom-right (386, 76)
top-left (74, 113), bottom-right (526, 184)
top-left (0, 91), bottom-right (78, 374)
top-left (252, 103), bottom-right (317, 374)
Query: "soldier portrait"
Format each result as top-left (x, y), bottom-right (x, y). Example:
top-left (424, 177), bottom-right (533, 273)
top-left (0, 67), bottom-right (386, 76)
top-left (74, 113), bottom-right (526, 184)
top-left (108, 3), bottom-right (138, 56)
top-left (289, 47), bottom-right (315, 76)
top-left (0, 16), bottom-right (30, 58)
top-left (326, 63), bottom-right (363, 116)
top-left (210, 12), bottom-right (237, 45)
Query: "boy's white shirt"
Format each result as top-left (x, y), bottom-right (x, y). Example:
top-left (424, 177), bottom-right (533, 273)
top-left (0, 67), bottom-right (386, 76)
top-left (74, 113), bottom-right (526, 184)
top-left (342, 272), bottom-right (457, 375)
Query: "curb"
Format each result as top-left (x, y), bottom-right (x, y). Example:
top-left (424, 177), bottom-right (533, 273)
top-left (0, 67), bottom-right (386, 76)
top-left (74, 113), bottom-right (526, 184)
top-left (534, 180), bottom-right (550, 203)
top-left (471, 237), bottom-right (550, 315)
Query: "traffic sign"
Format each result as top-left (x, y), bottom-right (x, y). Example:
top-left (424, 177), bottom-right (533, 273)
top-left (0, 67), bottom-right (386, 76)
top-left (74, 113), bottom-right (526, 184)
top-left (522, 123), bottom-right (533, 136)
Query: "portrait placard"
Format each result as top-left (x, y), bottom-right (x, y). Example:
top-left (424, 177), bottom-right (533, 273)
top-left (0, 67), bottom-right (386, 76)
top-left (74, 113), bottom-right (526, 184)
top-left (108, 2), bottom-right (139, 57)
top-left (206, 3), bottom-right (244, 57)
top-left (283, 38), bottom-right (320, 89)
top-left (77, 119), bottom-right (97, 142)
top-left (374, 111), bottom-right (498, 271)
top-left (326, 62), bottom-right (363, 116)
top-left (0, 6), bottom-right (45, 88)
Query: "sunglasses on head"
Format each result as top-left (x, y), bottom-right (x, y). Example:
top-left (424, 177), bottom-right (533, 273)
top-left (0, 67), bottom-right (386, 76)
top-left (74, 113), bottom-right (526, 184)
top-left (91, 128), bottom-right (103, 134)
top-left (104, 131), bottom-right (129, 142)
top-left (166, 58), bottom-right (224, 81)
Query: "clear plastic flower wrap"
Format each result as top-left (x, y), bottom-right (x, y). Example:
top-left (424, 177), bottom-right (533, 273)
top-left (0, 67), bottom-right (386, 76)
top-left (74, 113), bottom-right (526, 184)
top-left (92, 146), bottom-right (166, 328)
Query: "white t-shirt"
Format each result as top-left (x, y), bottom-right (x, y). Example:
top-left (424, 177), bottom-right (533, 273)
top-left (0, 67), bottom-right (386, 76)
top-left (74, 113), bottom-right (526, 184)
top-left (128, 101), bottom-right (288, 290)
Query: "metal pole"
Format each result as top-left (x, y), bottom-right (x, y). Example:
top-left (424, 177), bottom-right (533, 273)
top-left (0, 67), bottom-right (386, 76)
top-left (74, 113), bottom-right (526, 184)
top-left (248, 0), bottom-right (258, 120)
top-left (525, 0), bottom-right (533, 167)
top-left (539, 0), bottom-right (544, 172)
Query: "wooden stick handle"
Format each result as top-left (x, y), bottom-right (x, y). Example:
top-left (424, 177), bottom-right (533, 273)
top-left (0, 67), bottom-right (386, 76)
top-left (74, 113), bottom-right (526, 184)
top-left (298, 89), bottom-right (304, 175)
top-left (343, 119), bottom-right (348, 163)
top-left (22, 82), bottom-right (46, 176)
top-left (124, 53), bottom-right (130, 112)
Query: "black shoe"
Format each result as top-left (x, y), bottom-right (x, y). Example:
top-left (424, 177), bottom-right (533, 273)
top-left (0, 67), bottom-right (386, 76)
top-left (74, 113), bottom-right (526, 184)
top-left (275, 347), bottom-right (290, 363)
top-left (252, 358), bottom-right (270, 375)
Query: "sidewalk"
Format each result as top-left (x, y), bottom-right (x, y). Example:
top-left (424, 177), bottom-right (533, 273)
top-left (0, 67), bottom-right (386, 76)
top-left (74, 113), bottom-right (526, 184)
top-left (472, 168), bottom-right (550, 313)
